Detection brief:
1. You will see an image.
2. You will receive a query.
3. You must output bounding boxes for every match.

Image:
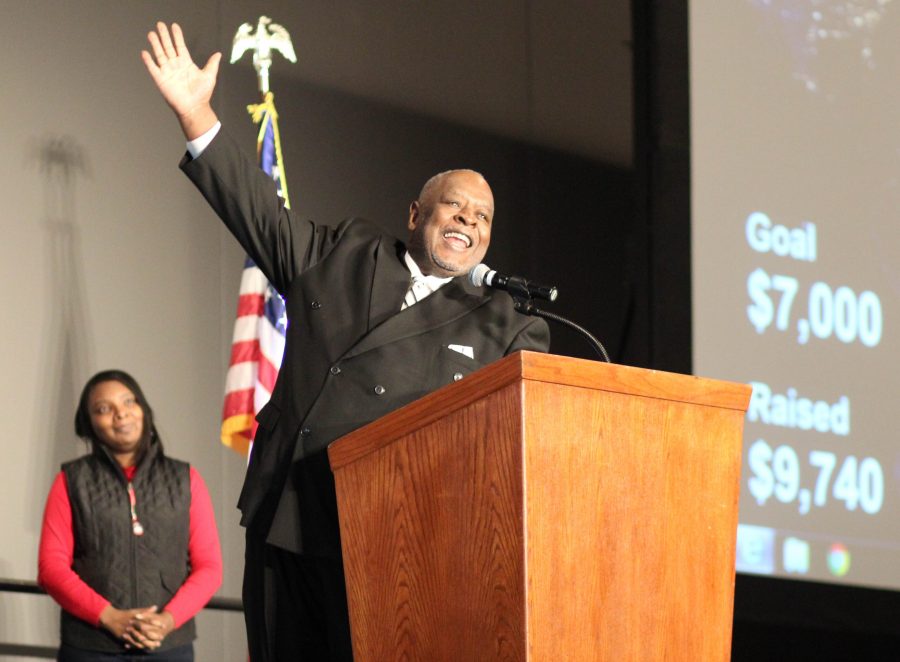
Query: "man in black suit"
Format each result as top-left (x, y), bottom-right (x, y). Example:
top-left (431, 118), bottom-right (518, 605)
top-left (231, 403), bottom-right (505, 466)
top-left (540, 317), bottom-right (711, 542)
top-left (143, 22), bottom-right (549, 661)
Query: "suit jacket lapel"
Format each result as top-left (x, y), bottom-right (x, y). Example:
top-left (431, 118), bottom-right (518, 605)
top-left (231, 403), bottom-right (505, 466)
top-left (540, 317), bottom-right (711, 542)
top-left (367, 236), bottom-right (411, 332)
top-left (347, 273), bottom-right (491, 360)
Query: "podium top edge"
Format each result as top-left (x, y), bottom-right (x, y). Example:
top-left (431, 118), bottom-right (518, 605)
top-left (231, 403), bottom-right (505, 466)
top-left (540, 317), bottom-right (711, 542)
top-left (328, 351), bottom-right (751, 471)
top-left (517, 351), bottom-right (751, 408)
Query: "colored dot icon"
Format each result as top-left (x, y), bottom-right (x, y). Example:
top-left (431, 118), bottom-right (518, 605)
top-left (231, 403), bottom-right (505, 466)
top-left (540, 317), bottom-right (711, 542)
top-left (827, 543), bottom-right (851, 577)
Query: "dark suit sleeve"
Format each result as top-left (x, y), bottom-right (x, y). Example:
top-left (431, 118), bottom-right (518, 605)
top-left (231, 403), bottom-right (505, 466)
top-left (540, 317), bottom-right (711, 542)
top-left (506, 317), bottom-right (551, 355)
top-left (179, 129), bottom-right (344, 296)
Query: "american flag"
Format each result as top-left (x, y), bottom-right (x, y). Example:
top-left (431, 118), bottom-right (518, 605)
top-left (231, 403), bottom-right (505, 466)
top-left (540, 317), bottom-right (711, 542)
top-left (220, 93), bottom-right (290, 456)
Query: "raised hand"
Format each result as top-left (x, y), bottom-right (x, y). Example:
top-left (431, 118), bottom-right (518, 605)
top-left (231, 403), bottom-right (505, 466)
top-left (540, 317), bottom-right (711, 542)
top-left (141, 22), bottom-right (221, 139)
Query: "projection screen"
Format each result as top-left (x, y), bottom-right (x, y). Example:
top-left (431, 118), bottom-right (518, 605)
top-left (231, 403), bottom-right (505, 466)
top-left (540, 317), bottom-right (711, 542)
top-left (691, 0), bottom-right (900, 590)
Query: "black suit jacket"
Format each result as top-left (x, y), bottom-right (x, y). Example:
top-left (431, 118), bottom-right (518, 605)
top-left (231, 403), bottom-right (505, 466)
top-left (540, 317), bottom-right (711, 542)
top-left (182, 130), bottom-right (550, 556)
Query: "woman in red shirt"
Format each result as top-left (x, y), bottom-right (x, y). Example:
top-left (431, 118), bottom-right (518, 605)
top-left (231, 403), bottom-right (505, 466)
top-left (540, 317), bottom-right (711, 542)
top-left (38, 370), bottom-right (223, 661)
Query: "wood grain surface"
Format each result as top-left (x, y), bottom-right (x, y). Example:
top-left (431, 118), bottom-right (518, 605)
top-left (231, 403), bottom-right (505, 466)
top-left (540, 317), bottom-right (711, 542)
top-left (330, 352), bottom-right (750, 661)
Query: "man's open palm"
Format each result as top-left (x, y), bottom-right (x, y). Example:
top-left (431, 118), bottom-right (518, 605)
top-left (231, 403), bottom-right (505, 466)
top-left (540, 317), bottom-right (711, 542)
top-left (141, 22), bottom-right (221, 132)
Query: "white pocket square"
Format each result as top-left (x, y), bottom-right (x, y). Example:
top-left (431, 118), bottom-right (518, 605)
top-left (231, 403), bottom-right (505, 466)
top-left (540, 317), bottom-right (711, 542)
top-left (448, 344), bottom-right (474, 359)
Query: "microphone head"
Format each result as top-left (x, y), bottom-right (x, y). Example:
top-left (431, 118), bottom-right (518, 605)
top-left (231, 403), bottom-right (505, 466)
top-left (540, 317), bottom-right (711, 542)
top-left (468, 263), bottom-right (491, 288)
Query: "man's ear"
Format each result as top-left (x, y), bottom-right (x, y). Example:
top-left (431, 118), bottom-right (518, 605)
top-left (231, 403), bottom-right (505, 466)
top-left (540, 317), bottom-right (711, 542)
top-left (407, 201), bottom-right (421, 232)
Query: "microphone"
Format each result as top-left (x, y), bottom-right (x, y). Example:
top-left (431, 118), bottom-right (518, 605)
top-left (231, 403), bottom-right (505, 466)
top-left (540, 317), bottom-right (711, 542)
top-left (468, 263), bottom-right (558, 302)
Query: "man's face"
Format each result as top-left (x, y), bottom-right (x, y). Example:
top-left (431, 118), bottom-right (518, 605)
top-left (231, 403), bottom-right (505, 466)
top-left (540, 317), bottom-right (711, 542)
top-left (406, 170), bottom-right (494, 278)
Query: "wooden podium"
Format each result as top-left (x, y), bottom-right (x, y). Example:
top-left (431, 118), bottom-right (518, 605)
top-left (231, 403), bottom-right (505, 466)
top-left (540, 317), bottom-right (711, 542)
top-left (328, 351), bottom-right (751, 661)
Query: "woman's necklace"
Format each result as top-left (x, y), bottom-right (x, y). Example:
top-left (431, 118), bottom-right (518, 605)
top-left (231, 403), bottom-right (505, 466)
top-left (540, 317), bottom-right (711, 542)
top-left (127, 481), bottom-right (145, 536)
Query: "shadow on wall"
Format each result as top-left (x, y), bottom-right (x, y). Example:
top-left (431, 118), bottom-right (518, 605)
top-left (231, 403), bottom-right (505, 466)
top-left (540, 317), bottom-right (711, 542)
top-left (24, 135), bottom-right (96, 542)
top-left (1, 135), bottom-right (97, 650)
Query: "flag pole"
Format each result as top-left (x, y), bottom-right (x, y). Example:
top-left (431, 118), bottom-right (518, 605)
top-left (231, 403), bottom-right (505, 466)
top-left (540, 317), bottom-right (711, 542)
top-left (220, 17), bottom-right (296, 456)
top-left (232, 16), bottom-right (297, 207)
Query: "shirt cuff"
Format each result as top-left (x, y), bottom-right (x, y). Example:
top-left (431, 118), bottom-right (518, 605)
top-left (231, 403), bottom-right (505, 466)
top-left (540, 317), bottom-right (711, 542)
top-left (186, 122), bottom-right (222, 159)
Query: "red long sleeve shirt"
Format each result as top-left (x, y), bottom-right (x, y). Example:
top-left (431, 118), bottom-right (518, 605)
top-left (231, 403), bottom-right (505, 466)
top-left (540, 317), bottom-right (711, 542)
top-left (37, 466), bottom-right (223, 628)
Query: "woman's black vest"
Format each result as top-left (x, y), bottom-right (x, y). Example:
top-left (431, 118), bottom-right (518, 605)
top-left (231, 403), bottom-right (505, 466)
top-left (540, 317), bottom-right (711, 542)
top-left (60, 441), bottom-right (196, 652)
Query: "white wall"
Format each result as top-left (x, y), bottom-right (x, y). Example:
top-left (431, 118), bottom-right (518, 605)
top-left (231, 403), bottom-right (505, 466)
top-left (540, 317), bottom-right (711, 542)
top-left (0, 3), bottom-right (249, 659)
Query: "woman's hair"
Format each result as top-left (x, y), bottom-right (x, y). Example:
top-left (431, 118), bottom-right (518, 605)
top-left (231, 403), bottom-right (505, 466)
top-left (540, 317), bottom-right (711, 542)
top-left (73, 369), bottom-right (163, 461)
